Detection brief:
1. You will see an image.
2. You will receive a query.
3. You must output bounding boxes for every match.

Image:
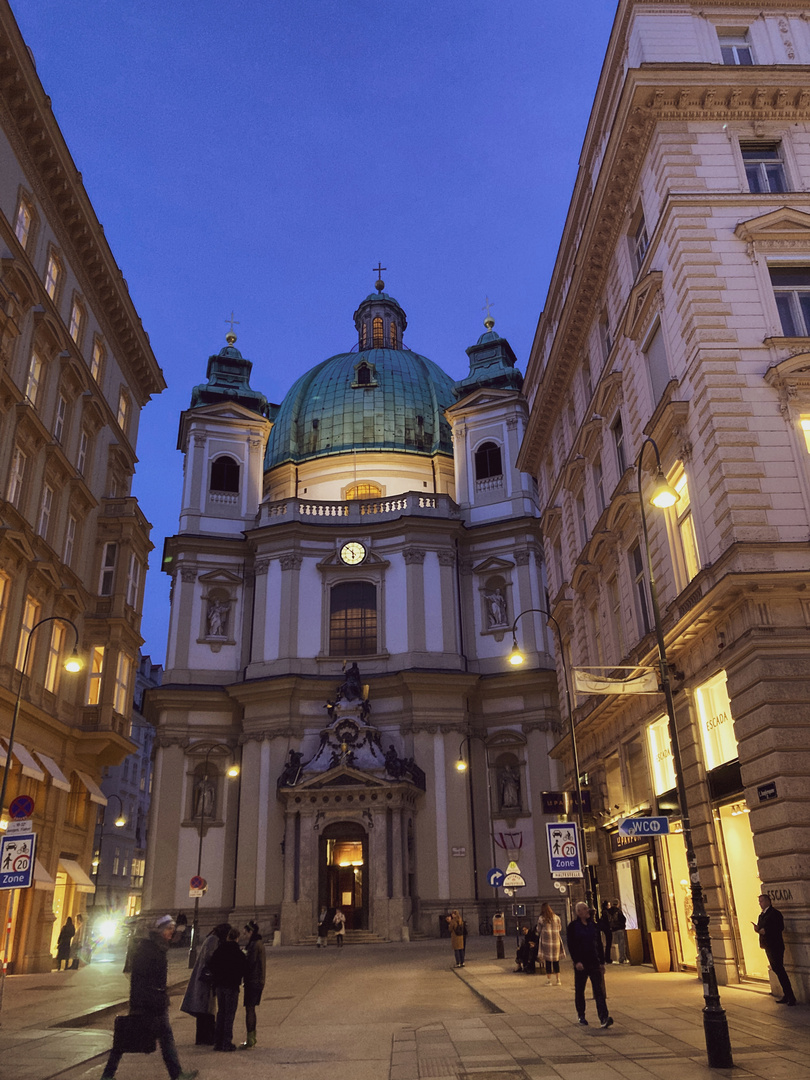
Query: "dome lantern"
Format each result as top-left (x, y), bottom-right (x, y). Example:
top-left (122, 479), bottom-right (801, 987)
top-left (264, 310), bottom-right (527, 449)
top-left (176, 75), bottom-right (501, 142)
top-left (353, 270), bottom-right (407, 351)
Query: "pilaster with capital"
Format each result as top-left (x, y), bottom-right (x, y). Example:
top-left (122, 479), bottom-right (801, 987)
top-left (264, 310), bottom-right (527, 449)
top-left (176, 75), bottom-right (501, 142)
top-left (278, 553), bottom-right (303, 658)
top-left (142, 740), bottom-right (187, 911)
top-left (403, 548), bottom-right (426, 653)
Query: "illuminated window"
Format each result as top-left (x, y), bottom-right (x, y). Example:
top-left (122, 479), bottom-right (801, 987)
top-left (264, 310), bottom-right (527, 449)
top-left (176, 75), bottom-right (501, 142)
top-left (114, 652), bottom-right (132, 714)
top-left (372, 317), bottom-right (384, 348)
top-left (44, 622), bottom-right (65, 694)
top-left (360, 322), bottom-right (368, 349)
top-left (647, 715), bottom-right (676, 796)
top-left (800, 416), bottom-right (810, 454)
top-left (718, 31), bottom-right (753, 65)
top-left (99, 542), bottom-right (117, 596)
top-left (87, 645), bottom-right (105, 705)
top-left (45, 251), bottom-right (61, 300)
top-left (25, 351), bottom-right (43, 405)
top-left (54, 394), bottom-right (68, 443)
top-left (38, 484), bottom-right (54, 539)
top-left (91, 339), bottom-right (104, 382)
top-left (14, 197), bottom-right (33, 249)
top-left (346, 482), bottom-right (382, 500)
top-left (672, 470), bottom-right (700, 583)
top-left (210, 456), bottom-right (239, 492)
top-left (695, 671), bottom-right (738, 771)
top-left (117, 391), bottom-right (129, 433)
top-left (389, 322), bottom-right (398, 348)
top-left (7, 447), bottom-right (27, 507)
top-left (69, 300), bottom-right (84, 344)
top-left (770, 267), bottom-right (810, 337)
top-left (112, 848), bottom-right (120, 876)
top-left (64, 515), bottom-right (77, 567)
top-left (474, 441), bottom-right (502, 480)
top-left (16, 596), bottom-right (40, 671)
top-left (330, 581), bottom-right (377, 656)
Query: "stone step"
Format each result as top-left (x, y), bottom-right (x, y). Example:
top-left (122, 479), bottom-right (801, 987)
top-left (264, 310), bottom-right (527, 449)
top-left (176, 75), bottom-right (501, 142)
top-left (297, 930), bottom-right (390, 945)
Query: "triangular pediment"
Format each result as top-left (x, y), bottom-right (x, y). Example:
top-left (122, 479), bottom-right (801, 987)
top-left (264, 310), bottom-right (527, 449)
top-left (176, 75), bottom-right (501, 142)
top-left (446, 386), bottom-right (520, 418)
top-left (185, 401), bottom-right (267, 424)
top-left (0, 527), bottom-right (36, 561)
top-left (735, 207), bottom-right (810, 244)
top-left (471, 555), bottom-right (514, 576)
top-left (292, 765), bottom-right (390, 790)
top-left (623, 270), bottom-right (663, 342)
top-left (198, 568), bottom-right (243, 585)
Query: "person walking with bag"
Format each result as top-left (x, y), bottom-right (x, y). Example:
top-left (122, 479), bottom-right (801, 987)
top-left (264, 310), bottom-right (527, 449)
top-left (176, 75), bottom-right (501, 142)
top-left (101, 915), bottom-right (197, 1080)
top-left (447, 910), bottom-right (466, 967)
top-left (209, 926), bottom-right (248, 1052)
top-left (567, 902), bottom-right (613, 1029)
top-left (181, 922), bottom-right (231, 1045)
top-left (538, 902), bottom-right (565, 986)
top-left (240, 920), bottom-right (266, 1049)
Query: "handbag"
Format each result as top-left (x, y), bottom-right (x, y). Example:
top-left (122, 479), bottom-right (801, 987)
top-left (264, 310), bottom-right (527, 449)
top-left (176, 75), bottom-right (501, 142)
top-left (113, 1013), bottom-right (158, 1054)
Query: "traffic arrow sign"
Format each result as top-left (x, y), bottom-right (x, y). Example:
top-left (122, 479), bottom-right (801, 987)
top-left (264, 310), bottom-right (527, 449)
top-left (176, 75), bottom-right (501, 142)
top-left (617, 816), bottom-right (670, 837)
top-left (487, 867), bottom-right (505, 888)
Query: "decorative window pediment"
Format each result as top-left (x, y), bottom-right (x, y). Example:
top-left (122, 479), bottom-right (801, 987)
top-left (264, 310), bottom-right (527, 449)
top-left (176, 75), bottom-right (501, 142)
top-left (623, 270), bottom-right (663, 342)
top-left (764, 351), bottom-right (810, 414)
top-left (470, 555), bottom-right (513, 576)
top-left (198, 568), bottom-right (243, 585)
top-left (734, 207), bottom-right (810, 249)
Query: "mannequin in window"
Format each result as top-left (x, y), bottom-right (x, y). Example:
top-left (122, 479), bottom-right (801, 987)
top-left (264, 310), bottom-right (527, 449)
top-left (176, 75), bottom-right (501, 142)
top-left (500, 765), bottom-right (521, 809)
top-left (207, 598), bottom-right (228, 637)
top-left (194, 777), bottom-right (215, 819)
top-left (484, 588), bottom-right (507, 627)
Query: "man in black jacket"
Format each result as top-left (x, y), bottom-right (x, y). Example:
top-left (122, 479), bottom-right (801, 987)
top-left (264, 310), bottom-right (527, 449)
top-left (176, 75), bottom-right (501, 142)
top-left (566, 902), bottom-right (614, 1029)
top-left (101, 915), bottom-right (198, 1080)
top-left (754, 894), bottom-right (796, 1006)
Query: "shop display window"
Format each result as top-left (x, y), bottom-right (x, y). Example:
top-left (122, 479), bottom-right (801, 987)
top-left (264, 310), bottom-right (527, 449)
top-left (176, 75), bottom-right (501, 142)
top-left (647, 714), bottom-right (676, 796)
top-left (716, 801), bottom-right (766, 980)
top-left (695, 671), bottom-right (738, 770)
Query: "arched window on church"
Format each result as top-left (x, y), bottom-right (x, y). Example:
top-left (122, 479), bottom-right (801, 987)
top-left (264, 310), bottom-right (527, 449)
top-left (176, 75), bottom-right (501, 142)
top-left (346, 482), bottom-right (382, 500)
top-left (210, 455), bottom-right (240, 492)
top-left (372, 317), bottom-right (384, 348)
top-left (390, 322), bottom-right (398, 348)
top-left (474, 441), bottom-right (502, 480)
top-left (330, 581), bottom-right (377, 656)
top-left (357, 364), bottom-right (371, 385)
top-left (360, 322), bottom-right (368, 349)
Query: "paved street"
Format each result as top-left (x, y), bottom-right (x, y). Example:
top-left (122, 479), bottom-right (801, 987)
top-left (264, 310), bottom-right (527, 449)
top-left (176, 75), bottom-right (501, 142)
top-left (1, 937), bottom-right (808, 1080)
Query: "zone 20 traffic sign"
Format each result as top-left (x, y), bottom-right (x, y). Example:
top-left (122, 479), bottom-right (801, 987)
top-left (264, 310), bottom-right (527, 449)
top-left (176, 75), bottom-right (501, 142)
top-left (0, 831), bottom-right (37, 890)
top-left (546, 822), bottom-right (583, 879)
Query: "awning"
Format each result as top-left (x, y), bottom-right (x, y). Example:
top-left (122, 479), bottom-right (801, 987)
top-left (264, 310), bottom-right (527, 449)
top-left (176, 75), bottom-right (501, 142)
top-left (34, 753), bottom-right (71, 792)
top-left (59, 858), bottom-right (95, 893)
top-left (0, 740), bottom-right (45, 781)
top-left (34, 860), bottom-right (55, 892)
top-left (74, 771), bottom-right (107, 805)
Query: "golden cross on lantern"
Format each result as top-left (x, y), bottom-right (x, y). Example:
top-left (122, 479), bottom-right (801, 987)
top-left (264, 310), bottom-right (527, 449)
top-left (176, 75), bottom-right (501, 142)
top-left (225, 311), bottom-right (240, 333)
top-left (373, 263), bottom-right (387, 280)
top-left (482, 296), bottom-right (494, 319)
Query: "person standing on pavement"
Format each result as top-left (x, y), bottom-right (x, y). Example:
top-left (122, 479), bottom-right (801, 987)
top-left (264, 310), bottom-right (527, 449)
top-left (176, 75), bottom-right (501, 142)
top-left (317, 906), bottom-right (336, 948)
top-left (447, 910), bottom-right (466, 967)
top-left (598, 901), bottom-right (613, 963)
top-left (55, 916), bottom-right (75, 971)
top-left (333, 908), bottom-right (346, 947)
top-left (609, 900), bottom-right (628, 963)
top-left (181, 921), bottom-right (231, 1044)
top-left (754, 894), bottom-right (797, 1005)
top-left (209, 926), bottom-right (248, 1052)
top-left (69, 913), bottom-right (86, 969)
top-left (101, 915), bottom-right (198, 1080)
top-left (537, 902), bottom-right (565, 986)
top-left (566, 902), bottom-right (613, 1029)
top-left (240, 920), bottom-right (266, 1049)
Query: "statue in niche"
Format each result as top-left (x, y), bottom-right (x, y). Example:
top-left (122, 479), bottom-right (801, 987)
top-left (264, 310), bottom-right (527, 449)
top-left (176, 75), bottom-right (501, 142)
top-left (206, 597), bottom-right (228, 637)
top-left (194, 776), bottom-right (216, 819)
top-left (337, 662), bottom-right (363, 702)
top-left (484, 588), bottom-right (507, 627)
top-left (499, 765), bottom-right (521, 810)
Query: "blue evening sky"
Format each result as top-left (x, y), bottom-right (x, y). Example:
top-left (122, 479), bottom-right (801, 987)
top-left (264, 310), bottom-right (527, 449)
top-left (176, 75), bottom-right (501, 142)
top-left (11, 0), bottom-right (617, 663)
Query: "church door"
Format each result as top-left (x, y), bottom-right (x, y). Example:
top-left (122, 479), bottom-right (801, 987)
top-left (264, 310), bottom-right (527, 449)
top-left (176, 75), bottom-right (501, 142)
top-left (319, 822), bottom-right (368, 931)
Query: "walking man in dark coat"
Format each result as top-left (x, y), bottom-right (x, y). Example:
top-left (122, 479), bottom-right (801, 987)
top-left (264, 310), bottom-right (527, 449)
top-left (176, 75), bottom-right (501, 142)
top-left (101, 915), bottom-right (198, 1080)
top-left (754, 894), bottom-right (796, 1005)
top-left (566, 902), bottom-right (614, 1029)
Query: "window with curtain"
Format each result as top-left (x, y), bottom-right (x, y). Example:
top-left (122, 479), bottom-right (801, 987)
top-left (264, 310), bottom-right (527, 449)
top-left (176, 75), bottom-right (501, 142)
top-left (330, 581), bottom-right (377, 655)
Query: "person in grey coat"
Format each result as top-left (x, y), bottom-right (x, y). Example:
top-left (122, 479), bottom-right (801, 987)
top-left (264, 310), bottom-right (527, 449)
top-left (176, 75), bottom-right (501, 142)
top-left (180, 922), bottom-right (230, 1045)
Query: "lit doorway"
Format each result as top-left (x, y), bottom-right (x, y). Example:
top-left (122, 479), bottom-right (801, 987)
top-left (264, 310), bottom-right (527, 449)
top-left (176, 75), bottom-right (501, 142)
top-left (319, 822), bottom-right (368, 931)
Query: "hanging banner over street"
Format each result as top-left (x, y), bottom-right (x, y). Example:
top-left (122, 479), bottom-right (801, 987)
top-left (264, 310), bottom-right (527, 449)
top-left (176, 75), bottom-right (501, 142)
top-left (572, 667), bottom-right (659, 696)
top-left (546, 822), bottom-right (583, 879)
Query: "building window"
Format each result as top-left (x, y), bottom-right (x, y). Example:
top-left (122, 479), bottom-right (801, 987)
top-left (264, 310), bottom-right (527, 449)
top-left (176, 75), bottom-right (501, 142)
top-left (718, 31), bottom-right (753, 65)
top-left (770, 267), bottom-right (810, 337)
top-left (210, 456), bottom-right (239, 492)
top-left (68, 300), bottom-right (84, 344)
top-left (112, 848), bottom-right (120, 876)
top-left (87, 645), bottom-right (104, 705)
top-left (44, 251), bottom-right (62, 301)
top-left (44, 622), bottom-right (65, 694)
top-left (25, 351), bottom-right (44, 405)
top-left (611, 415), bottom-right (626, 475)
top-left (741, 143), bottom-right (787, 194)
top-left (598, 313), bottom-right (612, 362)
top-left (800, 416), bottom-right (810, 455)
top-left (346, 482), bottom-right (382, 500)
top-left (91, 339), bottom-right (104, 382)
top-left (643, 323), bottom-right (671, 405)
top-left (588, 601), bottom-right (605, 666)
top-left (357, 363), bottom-right (371, 385)
top-left (117, 391), bottom-right (130, 433)
top-left (7, 447), bottom-right (27, 507)
top-left (114, 652), bottom-right (132, 714)
top-left (329, 581), bottom-right (377, 656)
top-left (14, 197), bottom-right (34, 249)
top-left (630, 207), bottom-right (649, 274)
top-left (16, 596), bottom-right (40, 671)
top-left (474, 441), bottom-right (502, 480)
top-left (64, 514), bottom-right (77, 567)
top-left (126, 553), bottom-right (141, 607)
top-left (38, 484), bottom-right (54, 539)
top-left (389, 322), bottom-right (398, 348)
top-left (672, 469), bottom-right (701, 584)
top-left (582, 355), bottom-right (593, 402)
top-left (53, 394), bottom-right (68, 443)
top-left (99, 542), bottom-right (117, 596)
top-left (594, 457), bottom-right (606, 515)
top-left (372, 317), bottom-right (384, 348)
top-left (630, 541), bottom-right (652, 636)
top-left (77, 430), bottom-right (89, 475)
top-left (575, 492), bottom-right (588, 548)
top-left (606, 573), bottom-right (625, 661)
top-left (553, 542), bottom-right (563, 591)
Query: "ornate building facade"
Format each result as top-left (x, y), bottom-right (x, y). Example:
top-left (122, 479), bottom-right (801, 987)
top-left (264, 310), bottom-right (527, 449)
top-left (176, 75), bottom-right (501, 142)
top-left (519, 0), bottom-right (810, 998)
top-left (144, 283), bottom-right (564, 940)
top-left (0, 1), bottom-right (164, 971)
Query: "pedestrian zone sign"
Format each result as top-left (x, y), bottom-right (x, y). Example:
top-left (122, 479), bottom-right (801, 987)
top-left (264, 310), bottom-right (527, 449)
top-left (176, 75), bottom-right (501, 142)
top-left (0, 831), bottom-right (36, 890)
top-left (546, 821), bottom-right (583, 879)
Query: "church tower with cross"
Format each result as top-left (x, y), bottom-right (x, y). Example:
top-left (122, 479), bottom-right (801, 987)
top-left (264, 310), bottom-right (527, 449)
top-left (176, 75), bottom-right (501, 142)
top-left (145, 277), bottom-right (563, 943)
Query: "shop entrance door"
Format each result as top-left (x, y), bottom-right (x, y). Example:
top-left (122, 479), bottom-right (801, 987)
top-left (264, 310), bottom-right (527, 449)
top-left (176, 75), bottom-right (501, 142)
top-left (615, 852), bottom-right (664, 962)
top-left (319, 822), bottom-right (368, 931)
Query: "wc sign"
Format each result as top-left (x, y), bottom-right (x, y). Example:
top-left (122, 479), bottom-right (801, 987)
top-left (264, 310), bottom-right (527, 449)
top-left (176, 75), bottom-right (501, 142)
top-left (546, 822), bottom-right (583, 879)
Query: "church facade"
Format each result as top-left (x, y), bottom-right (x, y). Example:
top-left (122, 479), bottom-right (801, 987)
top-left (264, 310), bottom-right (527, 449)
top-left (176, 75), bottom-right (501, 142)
top-left (144, 283), bottom-right (565, 940)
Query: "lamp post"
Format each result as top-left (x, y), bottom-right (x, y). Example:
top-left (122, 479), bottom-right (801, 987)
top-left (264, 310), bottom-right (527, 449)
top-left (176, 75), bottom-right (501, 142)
top-left (507, 608), bottom-right (594, 910)
top-left (638, 435), bottom-right (733, 1070)
top-left (0, 615), bottom-right (82, 1011)
top-left (90, 793), bottom-right (126, 914)
top-left (187, 743), bottom-right (240, 967)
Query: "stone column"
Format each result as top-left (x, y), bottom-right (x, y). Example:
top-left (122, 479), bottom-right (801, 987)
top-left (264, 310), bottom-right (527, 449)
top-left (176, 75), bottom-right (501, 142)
top-left (143, 739), bottom-right (186, 911)
top-left (438, 550), bottom-right (458, 654)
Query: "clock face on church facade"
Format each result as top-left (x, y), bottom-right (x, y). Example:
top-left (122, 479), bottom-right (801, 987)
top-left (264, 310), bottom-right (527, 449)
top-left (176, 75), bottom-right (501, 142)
top-left (339, 541), bottom-right (367, 565)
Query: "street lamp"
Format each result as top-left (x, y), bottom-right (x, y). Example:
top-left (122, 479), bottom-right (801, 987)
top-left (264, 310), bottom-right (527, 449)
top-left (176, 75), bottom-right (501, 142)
top-left (188, 743), bottom-right (240, 967)
top-left (90, 793), bottom-right (126, 914)
top-left (638, 435), bottom-right (733, 1070)
top-left (507, 608), bottom-right (595, 910)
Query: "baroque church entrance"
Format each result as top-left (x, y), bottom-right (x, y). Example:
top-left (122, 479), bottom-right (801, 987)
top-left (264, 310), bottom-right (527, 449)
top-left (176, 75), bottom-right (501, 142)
top-left (320, 822), bottom-right (368, 930)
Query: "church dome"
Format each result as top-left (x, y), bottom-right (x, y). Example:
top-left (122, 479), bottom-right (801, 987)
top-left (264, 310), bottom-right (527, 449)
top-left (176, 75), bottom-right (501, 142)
top-left (264, 286), bottom-right (456, 470)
